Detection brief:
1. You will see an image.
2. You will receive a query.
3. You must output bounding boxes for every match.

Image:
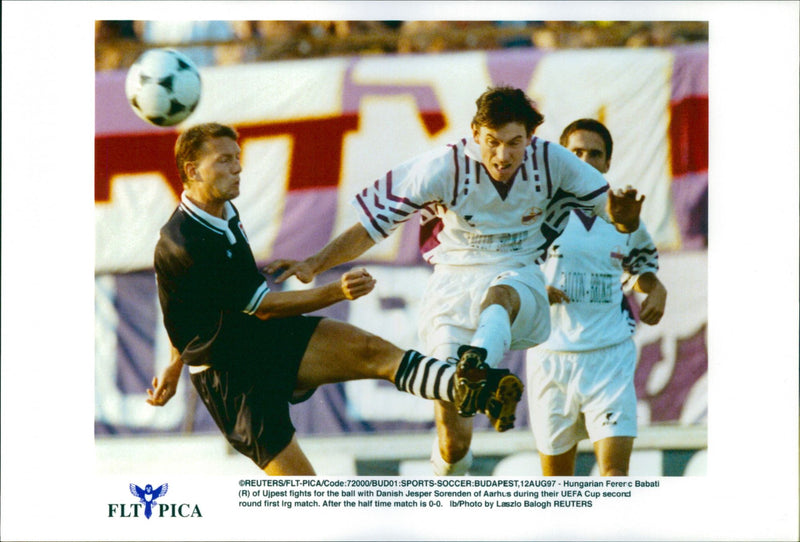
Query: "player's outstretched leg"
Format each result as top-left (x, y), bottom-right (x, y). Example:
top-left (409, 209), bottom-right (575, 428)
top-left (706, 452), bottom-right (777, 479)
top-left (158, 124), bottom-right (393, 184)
top-left (396, 349), bottom-right (521, 432)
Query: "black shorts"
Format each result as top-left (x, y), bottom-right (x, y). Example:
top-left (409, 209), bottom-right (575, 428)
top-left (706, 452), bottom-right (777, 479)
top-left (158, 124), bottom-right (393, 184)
top-left (189, 314), bottom-right (322, 469)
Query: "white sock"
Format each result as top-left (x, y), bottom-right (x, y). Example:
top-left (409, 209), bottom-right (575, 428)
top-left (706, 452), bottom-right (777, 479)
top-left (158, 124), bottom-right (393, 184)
top-left (471, 304), bottom-right (511, 367)
top-left (430, 438), bottom-right (473, 476)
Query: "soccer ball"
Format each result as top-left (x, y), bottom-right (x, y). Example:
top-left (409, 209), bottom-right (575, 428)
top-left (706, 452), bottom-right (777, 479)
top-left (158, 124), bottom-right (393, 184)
top-left (125, 48), bottom-right (202, 127)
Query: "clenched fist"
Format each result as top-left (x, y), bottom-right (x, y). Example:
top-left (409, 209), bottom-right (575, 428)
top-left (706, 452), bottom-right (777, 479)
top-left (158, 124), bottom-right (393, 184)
top-left (341, 268), bottom-right (376, 300)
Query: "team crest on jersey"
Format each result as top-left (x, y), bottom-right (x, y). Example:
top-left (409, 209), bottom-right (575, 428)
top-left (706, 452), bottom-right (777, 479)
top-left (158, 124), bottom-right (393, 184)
top-left (237, 221), bottom-right (249, 242)
top-left (610, 246), bottom-right (625, 262)
top-left (521, 206), bottom-right (542, 225)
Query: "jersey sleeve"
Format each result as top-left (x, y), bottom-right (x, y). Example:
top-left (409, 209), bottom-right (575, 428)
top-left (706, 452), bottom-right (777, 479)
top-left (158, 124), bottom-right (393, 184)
top-left (622, 220), bottom-right (659, 280)
top-left (239, 279), bottom-right (270, 315)
top-left (351, 147), bottom-right (452, 243)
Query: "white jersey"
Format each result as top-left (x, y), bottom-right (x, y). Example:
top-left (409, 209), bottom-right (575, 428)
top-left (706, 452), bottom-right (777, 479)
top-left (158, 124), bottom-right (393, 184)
top-left (539, 209), bottom-right (659, 351)
top-left (352, 136), bottom-right (611, 267)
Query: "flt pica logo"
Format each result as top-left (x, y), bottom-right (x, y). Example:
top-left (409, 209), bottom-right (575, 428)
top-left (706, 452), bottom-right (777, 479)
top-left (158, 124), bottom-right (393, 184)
top-left (130, 483), bottom-right (168, 518)
top-left (107, 483), bottom-right (202, 519)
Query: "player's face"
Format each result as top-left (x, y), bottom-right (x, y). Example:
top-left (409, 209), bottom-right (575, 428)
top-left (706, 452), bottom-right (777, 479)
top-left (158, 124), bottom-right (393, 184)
top-left (472, 122), bottom-right (529, 183)
top-left (193, 136), bottom-right (242, 201)
top-left (565, 130), bottom-right (610, 173)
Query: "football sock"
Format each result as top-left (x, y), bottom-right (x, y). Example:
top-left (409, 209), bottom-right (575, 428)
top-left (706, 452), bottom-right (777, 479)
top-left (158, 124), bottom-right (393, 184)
top-left (430, 439), bottom-right (473, 476)
top-left (470, 304), bottom-right (511, 368)
top-left (395, 350), bottom-right (455, 402)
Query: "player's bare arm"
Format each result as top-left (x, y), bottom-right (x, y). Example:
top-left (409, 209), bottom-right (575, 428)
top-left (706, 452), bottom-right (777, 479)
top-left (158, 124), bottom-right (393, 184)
top-left (266, 223), bottom-right (376, 284)
top-left (633, 272), bottom-right (667, 325)
top-left (606, 185), bottom-right (644, 233)
top-left (254, 267), bottom-right (376, 320)
top-left (146, 346), bottom-right (183, 406)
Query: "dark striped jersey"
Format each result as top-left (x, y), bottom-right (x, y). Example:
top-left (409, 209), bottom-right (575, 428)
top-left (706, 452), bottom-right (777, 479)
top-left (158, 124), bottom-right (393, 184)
top-left (154, 193), bottom-right (269, 366)
top-left (352, 136), bottom-right (611, 266)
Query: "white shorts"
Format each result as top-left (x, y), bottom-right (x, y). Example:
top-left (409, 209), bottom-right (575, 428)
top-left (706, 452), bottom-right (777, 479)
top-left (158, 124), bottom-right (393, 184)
top-left (526, 339), bottom-right (638, 456)
top-left (418, 262), bottom-right (551, 359)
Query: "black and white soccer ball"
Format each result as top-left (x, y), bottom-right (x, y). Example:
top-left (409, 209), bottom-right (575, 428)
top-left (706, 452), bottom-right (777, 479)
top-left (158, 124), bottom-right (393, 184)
top-left (125, 48), bottom-right (202, 127)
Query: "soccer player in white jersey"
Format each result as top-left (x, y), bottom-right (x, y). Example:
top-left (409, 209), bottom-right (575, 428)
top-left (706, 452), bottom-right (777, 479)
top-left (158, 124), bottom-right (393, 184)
top-left (268, 87), bottom-right (644, 475)
top-left (526, 119), bottom-right (667, 476)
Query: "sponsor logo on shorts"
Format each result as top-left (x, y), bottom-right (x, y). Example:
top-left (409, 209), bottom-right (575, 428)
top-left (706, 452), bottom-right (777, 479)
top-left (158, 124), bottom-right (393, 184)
top-left (601, 412), bottom-right (619, 426)
top-left (107, 483), bottom-right (202, 519)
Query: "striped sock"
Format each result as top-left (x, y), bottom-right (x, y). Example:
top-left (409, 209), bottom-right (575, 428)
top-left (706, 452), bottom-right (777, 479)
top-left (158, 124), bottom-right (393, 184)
top-left (394, 350), bottom-right (455, 402)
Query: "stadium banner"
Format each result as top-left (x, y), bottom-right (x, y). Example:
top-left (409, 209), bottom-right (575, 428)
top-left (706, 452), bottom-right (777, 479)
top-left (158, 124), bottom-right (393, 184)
top-left (95, 44), bottom-right (708, 440)
top-left (95, 44), bottom-right (707, 274)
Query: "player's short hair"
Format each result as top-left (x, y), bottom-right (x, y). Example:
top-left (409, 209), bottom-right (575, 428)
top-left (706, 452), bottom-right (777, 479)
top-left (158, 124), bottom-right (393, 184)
top-left (472, 86), bottom-right (544, 136)
top-left (559, 119), bottom-right (613, 160)
top-left (175, 122), bottom-right (239, 185)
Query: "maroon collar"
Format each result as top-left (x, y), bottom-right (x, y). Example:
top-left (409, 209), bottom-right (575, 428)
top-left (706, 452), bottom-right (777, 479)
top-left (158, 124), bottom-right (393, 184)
top-left (574, 209), bottom-right (598, 231)
top-left (490, 172), bottom-right (517, 200)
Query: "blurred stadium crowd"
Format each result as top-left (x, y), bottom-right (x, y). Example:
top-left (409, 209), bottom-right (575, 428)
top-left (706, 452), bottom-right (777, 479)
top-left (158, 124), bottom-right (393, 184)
top-left (96, 20), bottom-right (709, 70)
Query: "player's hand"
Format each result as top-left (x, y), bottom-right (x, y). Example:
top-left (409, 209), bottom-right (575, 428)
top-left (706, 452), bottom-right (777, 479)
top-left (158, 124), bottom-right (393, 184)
top-left (340, 268), bottom-right (376, 300)
top-left (639, 281), bottom-right (667, 325)
top-left (264, 259), bottom-right (316, 284)
top-left (546, 286), bottom-right (570, 305)
top-left (607, 186), bottom-right (644, 233)
top-left (146, 359), bottom-right (183, 406)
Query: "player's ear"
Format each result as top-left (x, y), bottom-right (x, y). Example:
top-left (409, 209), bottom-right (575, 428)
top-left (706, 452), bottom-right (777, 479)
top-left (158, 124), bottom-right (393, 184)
top-left (471, 123), bottom-right (480, 143)
top-left (184, 161), bottom-right (198, 183)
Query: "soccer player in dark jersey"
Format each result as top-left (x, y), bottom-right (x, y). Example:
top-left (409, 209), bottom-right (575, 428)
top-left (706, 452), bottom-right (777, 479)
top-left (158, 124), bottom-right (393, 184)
top-left (146, 122), bottom-right (522, 476)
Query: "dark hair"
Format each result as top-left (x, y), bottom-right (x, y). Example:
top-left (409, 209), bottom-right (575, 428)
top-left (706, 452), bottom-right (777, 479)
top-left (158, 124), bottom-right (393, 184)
top-left (559, 118), bottom-right (613, 160)
top-left (174, 122), bottom-right (239, 185)
top-left (472, 86), bottom-right (544, 135)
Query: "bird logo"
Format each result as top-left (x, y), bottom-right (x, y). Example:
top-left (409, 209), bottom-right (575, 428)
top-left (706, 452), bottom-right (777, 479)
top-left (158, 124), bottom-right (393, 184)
top-left (129, 483), bottom-right (169, 519)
